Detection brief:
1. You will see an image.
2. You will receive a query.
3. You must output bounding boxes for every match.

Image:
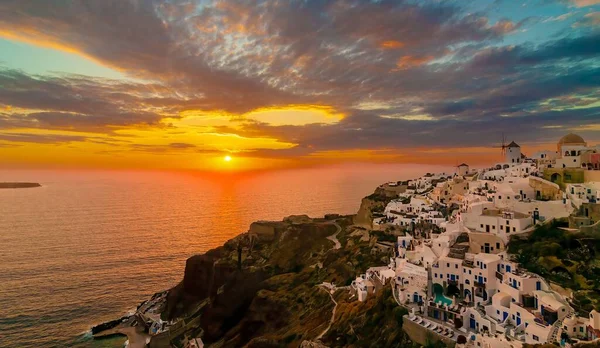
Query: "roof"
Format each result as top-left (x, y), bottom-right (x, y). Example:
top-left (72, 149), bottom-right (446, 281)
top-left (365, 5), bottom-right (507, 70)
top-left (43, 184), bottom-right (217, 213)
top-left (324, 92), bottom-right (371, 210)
top-left (458, 163), bottom-right (469, 167)
top-left (559, 133), bottom-right (585, 145)
top-left (525, 322), bottom-right (552, 338)
top-left (475, 253), bottom-right (502, 263)
top-left (507, 141), bottom-right (520, 148)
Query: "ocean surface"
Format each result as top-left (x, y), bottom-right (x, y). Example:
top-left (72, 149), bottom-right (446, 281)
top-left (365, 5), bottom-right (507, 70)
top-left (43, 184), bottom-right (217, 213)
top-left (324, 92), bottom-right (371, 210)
top-left (0, 164), bottom-right (451, 348)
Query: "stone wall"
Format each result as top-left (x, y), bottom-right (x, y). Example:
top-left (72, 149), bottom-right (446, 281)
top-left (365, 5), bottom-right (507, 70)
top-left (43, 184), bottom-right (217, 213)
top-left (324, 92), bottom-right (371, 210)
top-left (529, 177), bottom-right (562, 200)
top-left (542, 168), bottom-right (585, 189)
top-left (584, 170), bottom-right (600, 183)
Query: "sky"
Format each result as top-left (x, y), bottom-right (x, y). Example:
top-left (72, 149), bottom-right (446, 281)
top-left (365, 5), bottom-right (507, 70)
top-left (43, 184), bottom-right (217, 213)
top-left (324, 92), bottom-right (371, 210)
top-left (0, 0), bottom-right (599, 172)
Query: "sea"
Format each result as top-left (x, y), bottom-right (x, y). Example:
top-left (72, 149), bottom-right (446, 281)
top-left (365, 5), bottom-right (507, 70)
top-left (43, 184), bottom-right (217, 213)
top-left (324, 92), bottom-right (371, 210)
top-left (0, 164), bottom-right (452, 348)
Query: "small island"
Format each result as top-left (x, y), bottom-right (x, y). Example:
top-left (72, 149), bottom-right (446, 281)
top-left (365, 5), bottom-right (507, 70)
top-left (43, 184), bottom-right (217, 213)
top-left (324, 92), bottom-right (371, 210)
top-left (0, 182), bottom-right (41, 189)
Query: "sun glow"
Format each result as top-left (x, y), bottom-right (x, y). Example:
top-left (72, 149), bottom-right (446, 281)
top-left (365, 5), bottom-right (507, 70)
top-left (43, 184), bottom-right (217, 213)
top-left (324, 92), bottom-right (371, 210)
top-left (224, 155), bottom-right (232, 162)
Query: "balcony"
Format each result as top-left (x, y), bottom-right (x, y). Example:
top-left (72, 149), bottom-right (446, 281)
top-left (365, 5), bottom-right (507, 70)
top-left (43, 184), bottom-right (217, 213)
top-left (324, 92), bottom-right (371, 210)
top-left (462, 260), bottom-right (474, 268)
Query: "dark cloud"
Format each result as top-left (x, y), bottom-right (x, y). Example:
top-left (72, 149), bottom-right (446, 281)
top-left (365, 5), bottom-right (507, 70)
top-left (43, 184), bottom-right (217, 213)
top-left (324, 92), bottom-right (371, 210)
top-left (0, 132), bottom-right (88, 144)
top-left (0, 0), bottom-right (598, 157)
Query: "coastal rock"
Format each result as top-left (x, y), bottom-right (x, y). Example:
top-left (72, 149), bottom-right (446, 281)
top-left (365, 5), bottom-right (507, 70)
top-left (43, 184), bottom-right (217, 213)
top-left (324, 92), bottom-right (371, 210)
top-left (248, 221), bottom-right (287, 242)
top-left (284, 214), bottom-right (312, 225)
top-left (354, 195), bottom-right (390, 228)
top-left (0, 182), bottom-right (41, 189)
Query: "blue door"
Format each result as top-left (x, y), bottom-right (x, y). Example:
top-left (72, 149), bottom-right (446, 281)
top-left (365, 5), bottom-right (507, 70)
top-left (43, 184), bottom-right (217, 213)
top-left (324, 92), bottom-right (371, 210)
top-left (470, 318), bottom-right (476, 329)
top-left (517, 317), bottom-right (522, 326)
top-left (536, 281), bottom-right (541, 290)
top-left (413, 293), bottom-right (419, 302)
top-left (478, 276), bottom-right (483, 284)
top-left (503, 312), bottom-right (508, 321)
top-left (451, 274), bottom-right (456, 281)
top-left (506, 265), bottom-right (511, 273)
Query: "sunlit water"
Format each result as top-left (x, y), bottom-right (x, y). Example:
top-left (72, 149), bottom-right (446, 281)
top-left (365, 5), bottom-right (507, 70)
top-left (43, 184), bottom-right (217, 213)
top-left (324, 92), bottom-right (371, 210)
top-left (0, 164), bottom-right (451, 347)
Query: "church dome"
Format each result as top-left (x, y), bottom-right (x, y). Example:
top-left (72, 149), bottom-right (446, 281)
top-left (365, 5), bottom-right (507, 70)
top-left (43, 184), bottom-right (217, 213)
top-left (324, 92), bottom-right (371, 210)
top-left (558, 133), bottom-right (585, 145)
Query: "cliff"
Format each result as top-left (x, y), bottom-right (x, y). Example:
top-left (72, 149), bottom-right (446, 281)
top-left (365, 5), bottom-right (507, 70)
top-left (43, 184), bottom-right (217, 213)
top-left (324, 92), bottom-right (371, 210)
top-left (0, 182), bottom-right (41, 189)
top-left (353, 187), bottom-right (395, 228)
top-left (153, 213), bottom-right (409, 347)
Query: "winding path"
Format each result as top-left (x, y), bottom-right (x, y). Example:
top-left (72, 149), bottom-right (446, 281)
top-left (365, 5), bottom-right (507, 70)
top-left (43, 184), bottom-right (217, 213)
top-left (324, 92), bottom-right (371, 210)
top-left (326, 221), bottom-right (342, 250)
top-left (316, 286), bottom-right (338, 340)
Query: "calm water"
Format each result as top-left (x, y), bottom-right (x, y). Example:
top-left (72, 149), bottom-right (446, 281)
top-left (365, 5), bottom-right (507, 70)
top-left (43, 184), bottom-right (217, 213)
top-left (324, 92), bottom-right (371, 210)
top-left (0, 164), bottom-right (450, 347)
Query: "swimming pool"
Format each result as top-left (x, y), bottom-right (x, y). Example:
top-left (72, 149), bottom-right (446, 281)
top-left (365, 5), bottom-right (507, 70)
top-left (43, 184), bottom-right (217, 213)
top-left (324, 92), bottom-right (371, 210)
top-left (433, 284), bottom-right (453, 306)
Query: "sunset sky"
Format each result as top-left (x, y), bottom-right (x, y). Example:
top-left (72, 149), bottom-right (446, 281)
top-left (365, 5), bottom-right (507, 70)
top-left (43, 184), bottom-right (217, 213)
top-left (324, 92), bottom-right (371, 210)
top-left (1, 0), bottom-right (599, 171)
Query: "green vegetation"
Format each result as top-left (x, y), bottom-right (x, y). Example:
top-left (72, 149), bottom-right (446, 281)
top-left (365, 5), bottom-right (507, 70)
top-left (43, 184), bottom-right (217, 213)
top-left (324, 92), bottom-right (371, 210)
top-left (508, 220), bottom-right (600, 313)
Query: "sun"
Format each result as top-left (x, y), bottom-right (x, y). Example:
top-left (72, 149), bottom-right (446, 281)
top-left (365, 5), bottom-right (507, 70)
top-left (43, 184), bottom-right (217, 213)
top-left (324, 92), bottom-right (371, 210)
top-left (224, 155), bottom-right (232, 162)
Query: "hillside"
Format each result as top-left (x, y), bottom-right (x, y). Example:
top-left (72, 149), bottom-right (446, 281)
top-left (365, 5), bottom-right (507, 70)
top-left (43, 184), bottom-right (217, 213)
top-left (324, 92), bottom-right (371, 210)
top-left (508, 220), bottom-right (600, 315)
top-left (154, 212), bottom-right (414, 347)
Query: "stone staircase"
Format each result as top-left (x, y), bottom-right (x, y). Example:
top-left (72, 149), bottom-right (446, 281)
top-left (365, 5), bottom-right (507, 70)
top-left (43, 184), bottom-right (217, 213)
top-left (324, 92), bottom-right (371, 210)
top-left (550, 308), bottom-right (574, 343)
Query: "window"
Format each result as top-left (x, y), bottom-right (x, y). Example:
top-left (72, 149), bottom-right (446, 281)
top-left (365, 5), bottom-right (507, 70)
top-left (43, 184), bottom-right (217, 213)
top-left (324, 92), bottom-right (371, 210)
top-left (500, 225), bottom-right (503, 230)
top-left (455, 264), bottom-right (458, 269)
top-left (513, 227), bottom-right (516, 232)
top-left (497, 243), bottom-right (501, 249)
top-left (533, 335), bottom-right (539, 341)
top-left (480, 224), bottom-right (484, 228)
top-left (581, 327), bottom-right (584, 332)
top-left (434, 273), bottom-right (437, 278)
top-left (447, 263), bottom-right (450, 267)
top-left (492, 225), bottom-right (495, 229)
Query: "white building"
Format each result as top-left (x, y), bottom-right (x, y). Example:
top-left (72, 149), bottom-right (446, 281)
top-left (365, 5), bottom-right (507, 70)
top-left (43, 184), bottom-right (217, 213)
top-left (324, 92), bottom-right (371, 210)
top-left (555, 133), bottom-right (589, 168)
top-left (461, 207), bottom-right (532, 242)
top-left (506, 141), bottom-right (522, 164)
top-left (458, 163), bottom-right (470, 176)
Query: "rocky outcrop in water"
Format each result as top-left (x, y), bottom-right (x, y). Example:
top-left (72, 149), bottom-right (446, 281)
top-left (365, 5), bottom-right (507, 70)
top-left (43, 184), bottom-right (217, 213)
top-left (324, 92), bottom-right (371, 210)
top-left (0, 182), bottom-right (41, 189)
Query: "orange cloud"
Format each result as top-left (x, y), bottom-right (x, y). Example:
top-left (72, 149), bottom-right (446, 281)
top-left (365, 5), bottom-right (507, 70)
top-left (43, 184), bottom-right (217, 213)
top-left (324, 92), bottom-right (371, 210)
top-left (571, 0), bottom-right (600, 7)
top-left (380, 40), bottom-right (405, 49)
top-left (394, 55), bottom-right (434, 70)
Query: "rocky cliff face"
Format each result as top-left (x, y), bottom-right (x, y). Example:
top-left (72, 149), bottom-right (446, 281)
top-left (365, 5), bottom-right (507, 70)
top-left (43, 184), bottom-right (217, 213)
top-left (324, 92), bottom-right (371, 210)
top-left (157, 214), bottom-right (407, 347)
top-left (353, 188), bottom-right (394, 228)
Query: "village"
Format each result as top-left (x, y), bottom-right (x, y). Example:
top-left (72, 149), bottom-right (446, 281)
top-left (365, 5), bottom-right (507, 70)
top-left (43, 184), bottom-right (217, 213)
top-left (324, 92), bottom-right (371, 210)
top-left (351, 133), bottom-right (600, 348)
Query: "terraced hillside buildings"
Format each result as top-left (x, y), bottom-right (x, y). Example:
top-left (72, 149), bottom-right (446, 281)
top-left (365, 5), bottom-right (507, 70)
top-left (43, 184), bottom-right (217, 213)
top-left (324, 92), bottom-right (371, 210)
top-left (354, 133), bottom-right (600, 347)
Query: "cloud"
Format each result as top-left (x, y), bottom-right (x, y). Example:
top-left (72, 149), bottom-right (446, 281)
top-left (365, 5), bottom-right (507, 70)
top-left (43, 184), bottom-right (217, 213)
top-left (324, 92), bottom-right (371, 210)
top-left (394, 55), bottom-right (435, 70)
top-left (573, 11), bottom-right (600, 26)
top-left (570, 0), bottom-right (600, 7)
top-left (0, 132), bottom-right (88, 144)
top-left (0, 0), bottom-right (598, 166)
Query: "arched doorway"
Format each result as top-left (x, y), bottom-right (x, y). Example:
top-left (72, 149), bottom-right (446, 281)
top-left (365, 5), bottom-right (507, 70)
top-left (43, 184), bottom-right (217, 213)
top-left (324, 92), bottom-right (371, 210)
top-left (464, 289), bottom-right (472, 302)
top-left (550, 173), bottom-right (561, 183)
